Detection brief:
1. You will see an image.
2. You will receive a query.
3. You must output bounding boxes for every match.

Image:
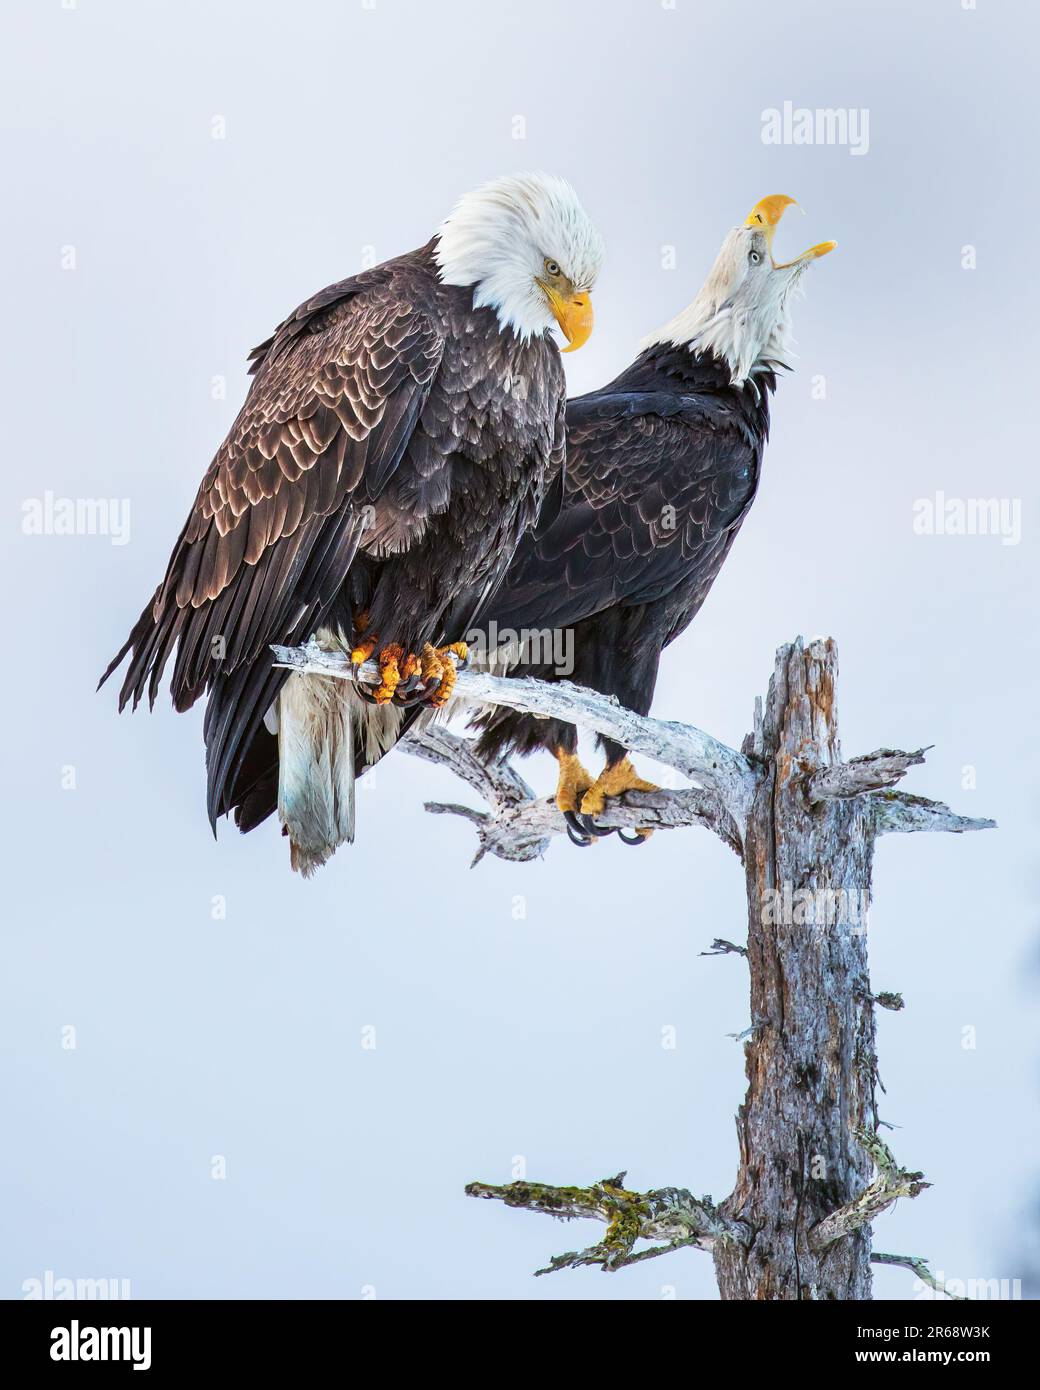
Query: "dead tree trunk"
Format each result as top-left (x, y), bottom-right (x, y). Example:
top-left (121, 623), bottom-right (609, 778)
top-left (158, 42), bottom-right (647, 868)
top-left (275, 635), bottom-right (991, 1299)
top-left (714, 640), bottom-right (878, 1299)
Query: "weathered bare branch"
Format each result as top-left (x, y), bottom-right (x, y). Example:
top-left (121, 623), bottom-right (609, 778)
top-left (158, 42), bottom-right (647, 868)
top-left (870, 1251), bottom-right (970, 1301)
top-left (808, 747), bottom-right (929, 802)
top-left (272, 639), bottom-right (756, 821)
top-left (409, 724), bottom-right (745, 861)
top-left (405, 722), bottom-right (535, 816)
top-left (809, 1130), bottom-right (931, 1253)
top-left (700, 938), bottom-right (749, 958)
top-left (273, 638), bottom-right (993, 864)
top-left (871, 790), bottom-right (996, 836)
top-left (422, 793), bottom-right (554, 867)
top-left (464, 1173), bottom-right (746, 1275)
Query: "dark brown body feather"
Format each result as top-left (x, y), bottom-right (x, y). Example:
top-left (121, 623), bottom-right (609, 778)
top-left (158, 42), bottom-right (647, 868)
top-left (101, 241), bottom-right (565, 832)
top-left (472, 345), bottom-right (774, 764)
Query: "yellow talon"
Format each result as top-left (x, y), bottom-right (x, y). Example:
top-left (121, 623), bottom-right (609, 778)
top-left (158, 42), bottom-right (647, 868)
top-left (419, 641), bottom-right (467, 707)
top-left (554, 748), bottom-right (594, 815)
top-left (350, 635), bottom-right (378, 666)
top-left (579, 756), bottom-right (659, 820)
top-left (372, 643), bottom-right (404, 704)
top-left (400, 651), bottom-right (422, 682)
top-left (420, 642), bottom-right (445, 685)
top-left (352, 637), bottom-right (467, 707)
top-left (430, 674), bottom-right (455, 707)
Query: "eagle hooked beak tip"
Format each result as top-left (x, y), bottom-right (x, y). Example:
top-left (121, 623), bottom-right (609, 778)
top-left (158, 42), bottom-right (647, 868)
top-left (744, 193), bottom-right (799, 237)
top-left (540, 281), bottom-right (594, 353)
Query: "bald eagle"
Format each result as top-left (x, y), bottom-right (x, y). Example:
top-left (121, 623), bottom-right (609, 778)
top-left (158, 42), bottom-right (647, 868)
top-left (101, 173), bottom-right (603, 873)
top-left (472, 195), bottom-right (833, 845)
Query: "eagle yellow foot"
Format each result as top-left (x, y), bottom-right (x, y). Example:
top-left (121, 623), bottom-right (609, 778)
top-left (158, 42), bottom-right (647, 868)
top-left (351, 638), bottom-right (467, 706)
top-left (578, 756), bottom-right (659, 846)
top-left (348, 637), bottom-right (419, 704)
top-left (553, 748), bottom-right (597, 847)
top-left (415, 641), bottom-right (468, 708)
top-left (350, 633), bottom-right (377, 667)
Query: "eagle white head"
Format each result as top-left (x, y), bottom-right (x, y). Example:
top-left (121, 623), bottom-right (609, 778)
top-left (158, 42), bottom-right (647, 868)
top-left (644, 195), bottom-right (835, 386)
top-left (435, 172), bottom-right (604, 352)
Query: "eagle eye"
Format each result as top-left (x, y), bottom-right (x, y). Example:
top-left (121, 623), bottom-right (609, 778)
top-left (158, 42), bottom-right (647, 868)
top-left (544, 259), bottom-right (562, 277)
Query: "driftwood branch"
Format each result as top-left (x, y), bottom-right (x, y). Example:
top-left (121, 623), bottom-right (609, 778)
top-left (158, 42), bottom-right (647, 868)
top-left (274, 635), bottom-right (994, 1298)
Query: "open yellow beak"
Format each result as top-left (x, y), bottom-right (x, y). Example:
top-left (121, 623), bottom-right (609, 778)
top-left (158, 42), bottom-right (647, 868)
top-left (540, 282), bottom-right (594, 353)
top-left (744, 194), bottom-right (836, 267)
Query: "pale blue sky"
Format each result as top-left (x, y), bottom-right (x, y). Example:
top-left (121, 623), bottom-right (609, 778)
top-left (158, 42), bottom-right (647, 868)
top-left (2, 0), bottom-right (1037, 1299)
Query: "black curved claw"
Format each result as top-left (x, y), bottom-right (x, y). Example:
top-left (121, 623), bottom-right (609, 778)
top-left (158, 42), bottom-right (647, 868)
top-left (354, 679), bottom-right (381, 705)
top-left (578, 812), bottom-right (617, 839)
top-left (617, 829), bottom-right (649, 846)
top-left (392, 675), bottom-right (431, 708)
top-left (563, 811), bottom-right (593, 847)
top-left (393, 687), bottom-right (430, 708)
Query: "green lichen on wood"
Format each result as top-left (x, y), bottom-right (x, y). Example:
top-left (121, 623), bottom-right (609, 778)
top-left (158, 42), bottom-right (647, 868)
top-left (465, 1173), bottom-right (723, 1275)
top-left (874, 991), bottom-right (905, 1011)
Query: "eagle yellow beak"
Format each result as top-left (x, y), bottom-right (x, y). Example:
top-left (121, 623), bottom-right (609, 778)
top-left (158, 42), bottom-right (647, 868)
top-left (539, 282), bottom-right (594, 353)
top-left (777, 239), bottom-right (837, 267)
top-left (744, 194), bottom-right (836, 267)
top-left (744, 193), bottom-right (799, 238)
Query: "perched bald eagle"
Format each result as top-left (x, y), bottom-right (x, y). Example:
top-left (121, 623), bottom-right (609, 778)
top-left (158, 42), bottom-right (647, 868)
top-left (472, 195), bottom-right (833, 845)
top-left (101, 173), bottom-right (603, 873)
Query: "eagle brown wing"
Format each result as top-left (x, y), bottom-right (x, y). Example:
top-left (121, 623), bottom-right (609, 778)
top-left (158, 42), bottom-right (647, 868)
top-left (101, 254), bottom-right (446, 822)
top-left (103, 262), bottom-right (444, 712)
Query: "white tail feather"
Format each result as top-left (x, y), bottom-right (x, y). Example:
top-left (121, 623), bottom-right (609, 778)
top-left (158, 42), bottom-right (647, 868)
top-left (277, 670), bottom-right (356, 877)
top-left (274, 621), bottom-right (411, 873)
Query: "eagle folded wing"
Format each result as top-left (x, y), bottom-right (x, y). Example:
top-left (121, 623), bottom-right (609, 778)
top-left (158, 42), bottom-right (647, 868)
top-left (487, 392), bottom-right (758, 635)
top-left (102, 275), bottom-right (445, 716)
